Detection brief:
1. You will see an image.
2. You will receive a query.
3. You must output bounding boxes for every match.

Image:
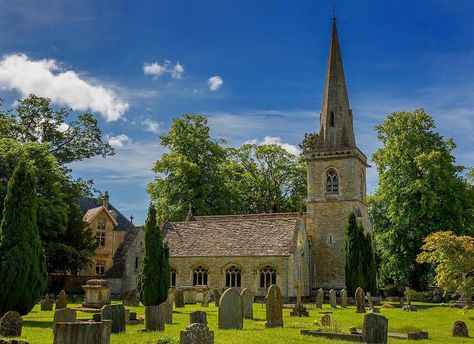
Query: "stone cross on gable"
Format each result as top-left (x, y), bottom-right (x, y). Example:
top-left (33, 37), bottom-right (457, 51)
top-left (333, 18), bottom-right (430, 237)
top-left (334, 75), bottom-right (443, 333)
top-left (294, 281), bottom-right (302, 306)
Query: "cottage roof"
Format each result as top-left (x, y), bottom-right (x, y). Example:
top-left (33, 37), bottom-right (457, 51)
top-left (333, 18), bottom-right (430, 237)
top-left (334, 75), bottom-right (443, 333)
top-left (78, 197), bottom-right (134, 231)
top-left (164, 212), bottom-right (304, 257)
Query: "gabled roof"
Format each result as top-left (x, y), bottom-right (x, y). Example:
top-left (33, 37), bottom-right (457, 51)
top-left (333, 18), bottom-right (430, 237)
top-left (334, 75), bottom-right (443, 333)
top-left (78, 197), bottom-right (134, 231)
top-left (83, 206), bottom-right (118, 227)
top-left (163, 212), bottom-right (304, 257)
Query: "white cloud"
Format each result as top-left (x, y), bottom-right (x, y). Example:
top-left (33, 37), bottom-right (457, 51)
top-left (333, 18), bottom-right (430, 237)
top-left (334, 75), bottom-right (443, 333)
top-left (143, 118), bottom-right (160, 134)
top-left (108, 134), bottom-right (131, 148)
top-left (143, 60), bottom-right (184, 79)
top-left (207, 75), bottom-right (223, 91)
top-left (258, 136), bottom-right (301, 155)
top-left (57, 122), bottom-right (69, 133)
top-left (0, 53), bottom-right (129, 121)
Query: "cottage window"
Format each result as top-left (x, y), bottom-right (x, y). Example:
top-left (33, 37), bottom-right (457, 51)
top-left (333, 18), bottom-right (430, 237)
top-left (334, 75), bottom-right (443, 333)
top-left (326, 169), bottom-right (339, 194)
top-left (260, 266), bottom-right (277, 288)
top-left (192, 266), bottom-right (208, 286)
top-left (170, 268), bottom-right (177, 287)
top-left (96, 230), bottom-right (106, 247)
top-left (97, 218), bottom-right (106, 230)
top-left (96, 261), bottom-right (105, 276)
top-left (225, 265), bottom-right (242, 288)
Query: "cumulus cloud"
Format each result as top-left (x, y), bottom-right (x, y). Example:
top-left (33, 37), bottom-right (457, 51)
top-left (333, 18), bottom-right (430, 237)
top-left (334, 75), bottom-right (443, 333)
top-left (246, 136), bottom-right (301, 155)
top-left (143, 60), bottom-right (184, 79)
top-left (207, 75), bottom-right (223, 91)
top-left (143, 118), bottom-right (160, 134)
top-left (108, 134), bottom-right (131, 148)
top-left (0, 53), bottom-right (129, 121)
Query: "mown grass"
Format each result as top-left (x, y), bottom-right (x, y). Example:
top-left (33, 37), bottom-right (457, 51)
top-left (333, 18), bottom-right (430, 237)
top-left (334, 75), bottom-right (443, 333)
top-left (10, 301), bottom-right (474, 343)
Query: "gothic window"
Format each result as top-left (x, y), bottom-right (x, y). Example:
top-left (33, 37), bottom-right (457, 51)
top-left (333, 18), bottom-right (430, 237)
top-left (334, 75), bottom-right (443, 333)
top-left (330, 111), bottom-right (335, 127)
top-left (225, 265), bottom-right (242, 288)
top-left (171, 268), bottom-right (177, 287)
top-left (96, 261), bottom-right (105, 276)
top-left (326, 169), bottom-right (339, 194)
top-left (260, 266), bottom-right (277, 288)
top-left (96, 230), bottom-right (106, 247)
top-left (192, 265), bottom-right (208, 286)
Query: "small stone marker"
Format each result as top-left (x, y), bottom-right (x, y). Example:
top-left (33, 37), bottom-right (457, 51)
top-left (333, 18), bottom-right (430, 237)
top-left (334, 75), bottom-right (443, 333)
top-left (101, 304), bottom-right (125, 333)
top-left (329, 289), bottom-right (337, 308)
top-left (367, 292), bottom-right (373, 309)
top-left (55, 290), bottom-right (68, 310)
top-left (218, 288), bottom-right (243, 329)
top-left (180, 323), bottom-right (214, 344)
top-left (452, 321), bottom-right (469, 337)
top-left (362, 313), bottom-right (388, 344)
top-left (190, 311), bottom-right (207, 325)
top-left (54, 308), bottom-right (77, 324)
top-left (53, 320), bottom-right (112, 344)
top-left (0, 311), bottom-right (22, 337)
top-left (166, 294), bottom-right (174, 324)
top-left (265, 284), bottom-right (283, 328)
top-left (41, 294), bottom-right (53, 311)
top-left (213, 289), bottom-right (221, 307)
top-left (404, 287), bottom-right (412, 305)
top-left (355, 287), bottom-right (366, 313)
top-left (123, 289), bottom-right (140, 307)
top-left (340, 289), bottom-right (347, 308)
top-left (175, 289), bottom-right (185, 308)
top-left (321, 314), bottom-right (331, 326)
top-left (240, 288), bottom-right (254, 319)
top-left (144, 305), bottom-right (164, 331)
top-left (316, 288), bottom-right (323, 309)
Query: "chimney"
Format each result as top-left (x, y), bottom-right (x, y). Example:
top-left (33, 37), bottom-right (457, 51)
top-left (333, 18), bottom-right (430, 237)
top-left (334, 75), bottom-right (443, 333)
top-left (103, 191), bottom-right (109, 210)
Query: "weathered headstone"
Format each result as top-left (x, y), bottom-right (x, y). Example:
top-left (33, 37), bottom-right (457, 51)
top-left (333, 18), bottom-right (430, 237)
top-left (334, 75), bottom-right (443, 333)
top-left (54, 308), bottom-right (77, 324)
top-left (101, 304), bottom-right (125, 333)
top-left (122, 289), bottom-right (140, 307)
top-left (0, 311), bottom-right (22, 337)
top-left (321, 314), bottom-right (331, 326)
top-left (355, 287), bottom-right (366, 313)
top-left (218, 288), bottom-right (243, 330)
top-left (82, 279), bottom-right (111, 309)
top-left (265, 285), bottom-right (283, 328)
top-left (144, 305), bottom-right (164, 331)
top-left (213, 289), bottom-right (221, 307)
top-left (201, 291), bottom-right (210, 307)
top-left (452, 321), bottom-right (469, 337)
top-left (53, 320), bottom-right (112, 344)
top-left (240, 288), bottom-right (254, 319)
top-left (180, 323), bottom-right (214, 344)
top-left (175, 290), bottom-right (185, 308)
top-left (316, 288), bottom-right (323, 309)
top-left (362, 313), bottom-right (388, 344)
top-left (41, 295), bottom-right (53, 311)
top-left (55, 290), bottom-right (68, 310)
top-left (329, 289), bottom-right (337, 308)
top-left (165, 294), bottom-right (174, 324)
top-left (190, 311), bottom-right (207, 325)
top-left (340, 289), bottom-right (347, 308)
top-left (367, 291), bottom-right (373, 309)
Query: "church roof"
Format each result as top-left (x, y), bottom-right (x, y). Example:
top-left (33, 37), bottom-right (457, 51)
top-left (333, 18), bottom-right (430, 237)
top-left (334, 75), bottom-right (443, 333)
top-left (78, 197), bottom-right (134, 231)
top-left (163, 212), bottom-right (304, 257)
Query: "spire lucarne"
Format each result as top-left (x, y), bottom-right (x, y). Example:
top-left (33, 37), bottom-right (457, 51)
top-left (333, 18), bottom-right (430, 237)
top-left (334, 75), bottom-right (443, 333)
top-left (316, 17), bottom-right (356, 150)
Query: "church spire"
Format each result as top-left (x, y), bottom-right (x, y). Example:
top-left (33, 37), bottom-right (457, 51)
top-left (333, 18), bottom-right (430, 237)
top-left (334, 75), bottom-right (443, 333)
top-left (316, 16), bottom-right (356, 150)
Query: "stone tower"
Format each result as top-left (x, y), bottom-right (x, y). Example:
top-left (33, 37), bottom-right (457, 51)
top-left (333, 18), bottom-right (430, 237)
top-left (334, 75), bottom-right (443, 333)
top-left (305, 17), bottom-right (372, 290)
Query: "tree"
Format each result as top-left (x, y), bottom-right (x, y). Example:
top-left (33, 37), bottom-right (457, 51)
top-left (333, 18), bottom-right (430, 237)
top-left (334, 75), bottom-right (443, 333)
top-left (137, 204), bottom-right (170, 306)
top-left (363, 231), bottom-right (378, 295)
top-left (370, 109), bottom-right (474, 289)
top-left (298, 132), bottom-right (318, 152)
top-left (344, 212), bottom-right (365, 294)
top-left (0, 159), bottom-right (47, 315)
top-left (417, 231), bottom-right (474, 298)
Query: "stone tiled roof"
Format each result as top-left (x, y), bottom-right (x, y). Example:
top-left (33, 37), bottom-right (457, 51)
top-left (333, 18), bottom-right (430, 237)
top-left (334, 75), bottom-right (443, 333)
top-left (164, 213), bottom-right (303, 257)
top-left (78, 197), bottom-right (134, 232)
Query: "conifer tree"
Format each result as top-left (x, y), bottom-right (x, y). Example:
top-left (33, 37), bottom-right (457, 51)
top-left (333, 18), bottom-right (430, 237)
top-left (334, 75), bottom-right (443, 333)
top-left (344, 212), bottom-right (363, 294)
top-left (363, 231), bottom-right (378, 295)
top-left (0, 159), bottom-right (47, 315)
top-left (137, 204), bottom-right (170, 306)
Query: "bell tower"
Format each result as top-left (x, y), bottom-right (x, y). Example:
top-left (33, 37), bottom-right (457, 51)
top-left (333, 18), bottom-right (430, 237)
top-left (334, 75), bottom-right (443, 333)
top-left (305, 17), bottom-right (372, 290)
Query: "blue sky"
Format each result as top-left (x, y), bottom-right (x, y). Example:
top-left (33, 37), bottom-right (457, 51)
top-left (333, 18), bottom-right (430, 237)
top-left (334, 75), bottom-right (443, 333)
top-left (1, 0), bottom-right (473, 224)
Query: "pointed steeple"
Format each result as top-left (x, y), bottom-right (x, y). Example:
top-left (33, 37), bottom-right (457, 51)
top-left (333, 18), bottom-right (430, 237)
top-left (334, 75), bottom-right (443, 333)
top-left (316, 17), bottom-right (356, 150)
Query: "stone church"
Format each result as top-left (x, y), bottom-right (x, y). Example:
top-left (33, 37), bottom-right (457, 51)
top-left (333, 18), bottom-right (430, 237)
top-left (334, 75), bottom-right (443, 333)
top-left (81, 18), bottom-right (371, 298)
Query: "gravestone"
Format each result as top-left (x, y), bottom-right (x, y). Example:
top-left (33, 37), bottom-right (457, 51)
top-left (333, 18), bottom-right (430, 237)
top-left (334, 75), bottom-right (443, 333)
top-left (355, 287), bottom-right (366, 313)
top-left (144, 305), bottom-right (164, 331)
top-left (201, 291), bottom-right (210, 307)
top-left (321, 314), bottom-right (331, 326)
top-left (175, 290), bottom-right (185, 308)
top-left (180, 323), bottom-right (214, 344)
top-left (122, 289), bottom-right (139, 307)
top-left (82, 279), bottom-right (111, 309)
top-left (218, 288), bottom-right (243, 330)
top-left (240, 288), bottom-right (254, 319)
top-left (362, 313), bottom-right (388, 344)
top-left (404, 287), bottom-right (412, 305)
top-left (290, 281), bottom-right (309, 317)
top-left (265, 285), bottom-right (283, 328)
top-left (190, 311), bottom-right (207, 325)
top-left (367, 292), bottom-right (373, 309)
top-left (316, 288), bottom-right (323, 309)
top-left (329, 289), bottom-right (337, 308)
top-left (166, 294), bottom-right (174, 324)
top-left (452, 321), bottom-right (469, 337)
top-left (53, 320), bottom-right (111, 344)
top-left (41, 295), bottom-right (53, 311)
top-left (54, 308), bottom-right (77, 324)
top-left (340, 289), bottom-right (347, 308)
top-left (213, 289), bottom-right (221, 307)
top-left (0, 311), bottom-right (22, 337)
top-left (56, 290), bottom-right (68, 310)
top-left (101, 304), bottom-right (125, 333)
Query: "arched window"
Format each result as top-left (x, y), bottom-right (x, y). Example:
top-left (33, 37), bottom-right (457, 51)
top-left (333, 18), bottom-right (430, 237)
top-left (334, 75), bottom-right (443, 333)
top-left (326, 169), bottom-right (339, 194)
top-left (260, 266), bottom-right (277, 288)
top-left (192, 266), bottom-right (208, 286)
top-left (330, 111), bottom-right (335, 127)
top-left (170, 268), bottom-right (176, 288)
top-left (225, 265), bottom-right (241, 288)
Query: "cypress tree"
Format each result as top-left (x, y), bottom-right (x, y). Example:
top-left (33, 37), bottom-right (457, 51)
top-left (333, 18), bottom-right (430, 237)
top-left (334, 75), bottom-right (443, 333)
top-left (137, 203), bottom-right (170, 306)
top-left (0, 159), bottom-right (47, 315)
top-left (363, 231), bottom-right (378, 295)
top-left (344, 212), bottom-right (361, 294)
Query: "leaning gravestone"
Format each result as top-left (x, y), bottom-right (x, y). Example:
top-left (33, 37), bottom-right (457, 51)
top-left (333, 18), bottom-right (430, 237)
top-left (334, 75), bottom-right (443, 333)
top-left (53, 320), bottom-right (112, 344)
top-left (101, 304), bottom-right (125, 334)
top-left (218, 288), bottom-right (243, 329)
top-left (340, 289), bottom-right (347, 308)
top-left (265, 285), bottom-right (283, 328)
top-left (190, 311), bottom-right (207, 325)
top-left (180, 323), bottom-right (214, 344)
top-left (362, 313), bottom-right (388, 344)
top-left (452, 321), bottom-right (469, 337)
top-left (316, 288), bottom-right (323, 309)
top-left (145, 305), bottom-right (164, 332)
top-left (41, 294), bottom-right (53, 311)
top-left (241, 288), bottom-right (254, 319)
top-left (0, 311), bottom-right (22, 337)
top-left (122, 289), bottom-right (139, 307)
top-left (329, 289), bottom-right (337, 308)
top-left (213, 289), bottom-right (221, 307)
top-left (355, 287), bottom-right (366, 313)
top-left (165, 294), bottom-right (174, 324)
top-left (56, 290), bottom-right (68, 310)
top-left (175, 290), bottom-right (185, 308)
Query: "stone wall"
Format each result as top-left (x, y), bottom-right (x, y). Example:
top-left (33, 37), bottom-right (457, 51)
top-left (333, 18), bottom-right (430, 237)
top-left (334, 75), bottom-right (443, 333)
top-left (121, 228), bottom-right (145, 292)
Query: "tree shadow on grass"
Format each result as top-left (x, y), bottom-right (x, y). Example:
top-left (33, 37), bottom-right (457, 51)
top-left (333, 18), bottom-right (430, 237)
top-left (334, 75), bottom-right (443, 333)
top-left (23, 320), bottom-right (53, 329)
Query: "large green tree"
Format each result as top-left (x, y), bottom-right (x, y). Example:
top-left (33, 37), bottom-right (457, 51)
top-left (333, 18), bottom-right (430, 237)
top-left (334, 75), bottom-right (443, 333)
top-left (0, 159), bottom-right (47, 315)
top-left (370, 109), bottom-right (474, 289)
top-left (344, 212), bottom-right (365, 294)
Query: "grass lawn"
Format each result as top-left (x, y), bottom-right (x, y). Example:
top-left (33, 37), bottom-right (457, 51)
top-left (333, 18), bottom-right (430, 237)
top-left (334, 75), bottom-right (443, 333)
top-left (11, 301), bottom-right (474, 343)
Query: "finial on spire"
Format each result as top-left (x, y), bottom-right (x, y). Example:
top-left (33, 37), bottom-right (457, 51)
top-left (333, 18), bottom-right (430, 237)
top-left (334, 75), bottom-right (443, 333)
top-left (332, 6), bottom-right (336, 21)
